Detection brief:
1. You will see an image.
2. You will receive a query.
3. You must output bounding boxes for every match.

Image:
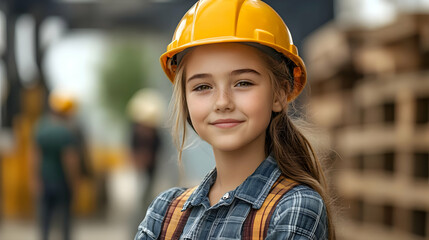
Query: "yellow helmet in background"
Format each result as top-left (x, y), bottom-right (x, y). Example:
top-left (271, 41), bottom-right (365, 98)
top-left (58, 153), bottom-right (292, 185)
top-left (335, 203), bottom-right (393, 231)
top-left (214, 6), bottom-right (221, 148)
top-left (49, 89), bottom-right (76, 115)
top-left (160, 0), bottom-right (306, 102)
top-left (127, 89), bottom-right (166, 128)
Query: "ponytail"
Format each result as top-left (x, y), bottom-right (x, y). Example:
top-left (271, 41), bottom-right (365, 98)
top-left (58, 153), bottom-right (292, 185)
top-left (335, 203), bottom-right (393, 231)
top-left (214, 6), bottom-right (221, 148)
top-left (262, 50), bottom-right (336, 239)
top-left (268, 113), bottom-right (335, 239)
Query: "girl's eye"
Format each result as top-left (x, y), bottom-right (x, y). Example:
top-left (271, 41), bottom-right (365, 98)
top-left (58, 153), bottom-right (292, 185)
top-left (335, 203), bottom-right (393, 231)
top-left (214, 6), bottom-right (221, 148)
top-left (193, 85), bottom-right (212, 91)
top-left (235, 81), bottom-right (253, 87)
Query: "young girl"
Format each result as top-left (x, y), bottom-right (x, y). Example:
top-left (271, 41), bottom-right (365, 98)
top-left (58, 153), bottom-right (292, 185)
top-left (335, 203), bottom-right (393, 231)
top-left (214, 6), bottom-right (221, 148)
top-left (135, 0), bottom-right (335, 239)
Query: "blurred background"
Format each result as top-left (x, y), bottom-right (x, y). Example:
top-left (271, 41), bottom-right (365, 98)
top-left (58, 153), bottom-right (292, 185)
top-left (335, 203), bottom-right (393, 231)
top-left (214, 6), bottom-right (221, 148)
top-left (0, 0), bottom-right (428, 239)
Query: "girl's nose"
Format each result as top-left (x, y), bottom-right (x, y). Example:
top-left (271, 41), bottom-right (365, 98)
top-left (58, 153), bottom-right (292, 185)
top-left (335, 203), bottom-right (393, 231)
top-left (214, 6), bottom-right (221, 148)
top-left (214, 88), bottom-right (234, 112)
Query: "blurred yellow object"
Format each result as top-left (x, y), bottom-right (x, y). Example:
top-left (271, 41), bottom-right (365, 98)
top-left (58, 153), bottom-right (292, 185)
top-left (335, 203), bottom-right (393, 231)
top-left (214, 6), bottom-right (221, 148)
top-left (73, 177), bottom-right (96, 216)
top-left (49, 89), bottom-right (76, 115)
top-left (1, 86), bottom-right (43, 218)
top-left (91, 146), bottom-right (127, 173)
top-left (127, 89), bottom-right (166, 128)
top-left (2, 150), bottom-right (32, 218)
top-left (160, 0), bottom-right (307, 102)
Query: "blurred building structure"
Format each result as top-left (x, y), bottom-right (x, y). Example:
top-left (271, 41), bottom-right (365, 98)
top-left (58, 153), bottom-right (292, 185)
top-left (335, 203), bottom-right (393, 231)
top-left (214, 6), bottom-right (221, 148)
top-left (305, 13), bottom-right (429, 240)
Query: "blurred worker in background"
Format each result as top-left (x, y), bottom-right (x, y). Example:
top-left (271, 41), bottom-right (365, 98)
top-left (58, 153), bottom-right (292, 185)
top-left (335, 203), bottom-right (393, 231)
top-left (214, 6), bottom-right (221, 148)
top-left (127, 88), bottom-right (165, 225)
top-left (30, 90), bottom-right (80, 240)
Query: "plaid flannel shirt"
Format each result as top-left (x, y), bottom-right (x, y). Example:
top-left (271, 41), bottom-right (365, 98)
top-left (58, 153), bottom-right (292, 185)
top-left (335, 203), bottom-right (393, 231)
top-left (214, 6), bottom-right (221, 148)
top-left (135, 156), bottom-right (328, 239)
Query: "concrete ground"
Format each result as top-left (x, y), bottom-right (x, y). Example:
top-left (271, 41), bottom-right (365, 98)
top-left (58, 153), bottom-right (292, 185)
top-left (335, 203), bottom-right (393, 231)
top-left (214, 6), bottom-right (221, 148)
top-left (0, 218), bottom-right (133, 240)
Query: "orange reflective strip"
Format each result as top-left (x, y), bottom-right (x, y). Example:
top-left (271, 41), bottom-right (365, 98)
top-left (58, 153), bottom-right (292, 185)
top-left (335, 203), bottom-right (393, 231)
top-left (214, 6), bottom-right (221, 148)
top-left (160, 186), bottom-right (197, 240)
top-left (252, 178), bottom-right (283, 239)
top-left (259, 181), bottom-right (285, 239)
top-left (263, 178), bottom-right (297, 238)
top-left (246, 175), bottom-right (297, 240)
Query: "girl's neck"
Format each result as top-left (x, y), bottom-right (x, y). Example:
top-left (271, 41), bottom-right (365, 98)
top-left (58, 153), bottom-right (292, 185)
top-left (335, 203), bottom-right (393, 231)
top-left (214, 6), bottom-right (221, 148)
top-left (211, 144), bottom-right (266, 195)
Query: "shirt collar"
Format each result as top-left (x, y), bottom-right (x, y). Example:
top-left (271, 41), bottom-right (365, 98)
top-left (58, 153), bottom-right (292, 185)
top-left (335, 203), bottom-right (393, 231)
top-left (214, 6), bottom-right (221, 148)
top-left (182, 155), bottom-right (281, 211)
top-left (182, 168), bottom-right (216, 211)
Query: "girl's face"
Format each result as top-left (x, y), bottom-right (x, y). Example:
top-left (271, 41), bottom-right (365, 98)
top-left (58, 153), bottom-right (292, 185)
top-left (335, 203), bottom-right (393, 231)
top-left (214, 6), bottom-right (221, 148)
top-left (184, 43), bottom-right (283, 153)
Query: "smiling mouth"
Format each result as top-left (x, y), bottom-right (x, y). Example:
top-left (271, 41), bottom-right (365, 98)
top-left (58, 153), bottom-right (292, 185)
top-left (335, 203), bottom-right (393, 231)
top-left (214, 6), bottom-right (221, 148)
top-left (210, 119), bottom-right (244, 129)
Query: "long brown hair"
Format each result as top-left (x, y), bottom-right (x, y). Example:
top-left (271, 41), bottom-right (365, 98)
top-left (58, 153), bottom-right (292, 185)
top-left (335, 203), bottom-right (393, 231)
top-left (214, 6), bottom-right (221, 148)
top-left (262, 52), bottom-right (336, 239)
top-left (169, 44), bottom-right (335, 239)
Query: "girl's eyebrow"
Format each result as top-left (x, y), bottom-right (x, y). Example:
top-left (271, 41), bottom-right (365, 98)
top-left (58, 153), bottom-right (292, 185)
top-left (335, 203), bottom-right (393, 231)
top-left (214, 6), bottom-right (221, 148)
top-left (187, 73), bottom-right (211, 82)
top-left (231, 68), bottom-right (261, 76)
top-left (187, 68), bottom-right (261, 82)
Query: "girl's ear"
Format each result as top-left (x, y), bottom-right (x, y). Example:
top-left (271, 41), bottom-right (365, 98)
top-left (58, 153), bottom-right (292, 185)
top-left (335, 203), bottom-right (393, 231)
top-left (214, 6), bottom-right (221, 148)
top-left (272, 90), bottom-right (287, 112)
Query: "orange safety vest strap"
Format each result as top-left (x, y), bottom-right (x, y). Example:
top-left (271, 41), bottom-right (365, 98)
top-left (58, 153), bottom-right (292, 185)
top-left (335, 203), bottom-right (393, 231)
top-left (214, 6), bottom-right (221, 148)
top-left (159, 175), bottom-right (297, 240)
top-left (242, 176), bottom-right (298, 240)
top-left (159, 186), bottom-right (197, 240)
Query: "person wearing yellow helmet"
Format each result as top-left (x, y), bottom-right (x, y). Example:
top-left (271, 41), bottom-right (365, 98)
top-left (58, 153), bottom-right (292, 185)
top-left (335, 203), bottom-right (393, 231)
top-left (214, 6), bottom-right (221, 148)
top-left (32, 90), bottom-right (81, 240)
top-left (136, 0), bottom-right (335, 239)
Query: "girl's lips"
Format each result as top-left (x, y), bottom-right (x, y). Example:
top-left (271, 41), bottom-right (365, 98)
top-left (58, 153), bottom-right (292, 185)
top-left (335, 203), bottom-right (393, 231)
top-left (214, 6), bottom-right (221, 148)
top-left (210, 119), bottom-right (244, 128)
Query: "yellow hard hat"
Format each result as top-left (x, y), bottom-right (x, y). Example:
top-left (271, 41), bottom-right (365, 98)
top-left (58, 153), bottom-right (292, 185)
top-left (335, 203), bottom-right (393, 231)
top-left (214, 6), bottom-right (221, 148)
top-left (160, 0), bottom-right (306, 102)
top-left (49, 89), bottom-right (76, 115)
